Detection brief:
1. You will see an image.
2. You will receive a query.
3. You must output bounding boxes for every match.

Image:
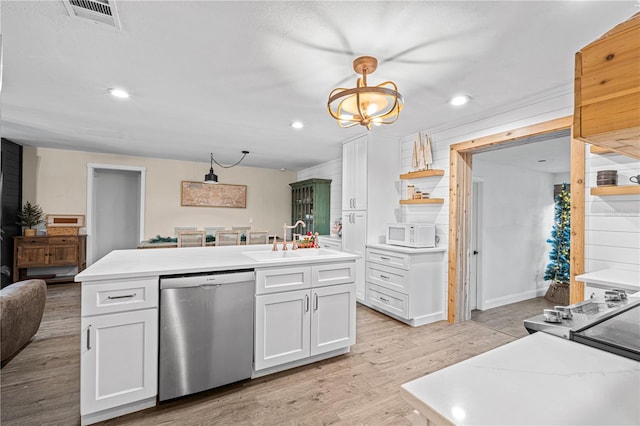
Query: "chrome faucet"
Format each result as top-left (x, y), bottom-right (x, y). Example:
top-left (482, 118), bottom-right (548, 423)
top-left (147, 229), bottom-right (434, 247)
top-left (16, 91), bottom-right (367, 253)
top-left (278, 221), bottom-right (305, 251)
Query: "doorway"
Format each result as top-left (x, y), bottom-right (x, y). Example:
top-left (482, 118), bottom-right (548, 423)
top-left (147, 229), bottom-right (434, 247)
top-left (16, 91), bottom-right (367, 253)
top-left (447, 116), bottom-right (584, 323)
top-left (87, 164), bottom-right (145, 265)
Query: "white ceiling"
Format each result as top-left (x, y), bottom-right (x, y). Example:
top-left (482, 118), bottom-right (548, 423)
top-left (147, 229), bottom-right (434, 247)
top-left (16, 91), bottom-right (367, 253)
top-left (1, 1), bottom-right (637, 171)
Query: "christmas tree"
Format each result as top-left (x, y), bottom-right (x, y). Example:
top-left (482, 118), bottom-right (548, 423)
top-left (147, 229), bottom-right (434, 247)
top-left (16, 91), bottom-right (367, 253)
top-left (544, 183), bottom-right (571, 284)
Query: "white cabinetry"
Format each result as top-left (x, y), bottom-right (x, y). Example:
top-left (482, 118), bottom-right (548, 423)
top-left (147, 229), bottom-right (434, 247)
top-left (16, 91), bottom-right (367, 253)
top-left (80, 277), bottom-right (158, 425)
top-left (342, 136), bottom-right (368, 210)
top-left (343, 211), bottom-right (367, 302)
top-left (317, 235), bottom-right (342, 251)
top-left (254, 262), bottom-right (356, 372)
top-left (365, 244), bottom-right (445, 327)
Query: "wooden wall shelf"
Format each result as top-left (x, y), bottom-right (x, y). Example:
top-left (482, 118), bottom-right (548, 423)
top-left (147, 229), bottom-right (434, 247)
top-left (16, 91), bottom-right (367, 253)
top-left (400, 169), bottom-right (445, 179)
top-left (400, 198), bottom-right (445, 205)
top-left (590, 186), bottom-right (640, 196)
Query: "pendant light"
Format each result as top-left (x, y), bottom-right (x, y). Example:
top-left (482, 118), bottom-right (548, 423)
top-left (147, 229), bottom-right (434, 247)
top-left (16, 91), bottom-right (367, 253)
top-left (328, 56), bottom-right (403, 129)
top-left (204, 150), bottom-right (249, 183)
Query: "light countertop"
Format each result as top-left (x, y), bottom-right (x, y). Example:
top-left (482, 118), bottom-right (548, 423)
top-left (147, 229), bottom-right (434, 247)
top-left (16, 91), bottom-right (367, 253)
top-left (401, 332), bottom-right (640, 425)
top-left (576, 268), bottom-right (640, 292)
top-left (366, 243), bottom-right (446, 253)
top-left (75, 244), bottom-right (358, 282)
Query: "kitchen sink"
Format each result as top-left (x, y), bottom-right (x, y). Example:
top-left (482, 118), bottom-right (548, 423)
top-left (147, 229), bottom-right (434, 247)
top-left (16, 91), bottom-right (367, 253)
top-left (243, 248), bottom-right (339, 262)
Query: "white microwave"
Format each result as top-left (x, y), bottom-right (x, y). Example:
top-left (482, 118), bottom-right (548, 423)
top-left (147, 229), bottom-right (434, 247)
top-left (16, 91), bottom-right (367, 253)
top-left (386, 223), bottom-right (436, 248)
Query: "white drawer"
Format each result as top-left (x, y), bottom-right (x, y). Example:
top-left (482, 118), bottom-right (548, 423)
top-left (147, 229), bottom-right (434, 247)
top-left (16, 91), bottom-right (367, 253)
top-left (312, 262), bottom-right (355, 288)
top-left (82, 277), bottom-right (158, 316)
top-left (256, 266), bottom-right (311, 295)
top-left (366, 263), bottom-right (409, 294)
top-left (366, 248), bottom-right (410, 270)
top-left (367, 283), bottom-right (409, 319)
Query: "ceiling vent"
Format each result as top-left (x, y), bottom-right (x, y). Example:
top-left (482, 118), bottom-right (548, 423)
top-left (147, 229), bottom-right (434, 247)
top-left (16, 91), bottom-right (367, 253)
top-left (62, 0), bottom-right (122, 29)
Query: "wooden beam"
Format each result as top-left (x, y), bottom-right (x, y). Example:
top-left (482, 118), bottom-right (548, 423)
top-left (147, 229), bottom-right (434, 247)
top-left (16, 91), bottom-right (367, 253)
top-left (448, 149), bottom-right (471, 323)
top-left (570, 135), bottom-right (586, 304)
top-left (451, 116), bottom-right (574, 154)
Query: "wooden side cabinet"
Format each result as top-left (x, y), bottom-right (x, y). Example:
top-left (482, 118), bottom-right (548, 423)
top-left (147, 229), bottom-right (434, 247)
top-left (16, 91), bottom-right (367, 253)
top-left (13, 235), bottom-right (87, 283)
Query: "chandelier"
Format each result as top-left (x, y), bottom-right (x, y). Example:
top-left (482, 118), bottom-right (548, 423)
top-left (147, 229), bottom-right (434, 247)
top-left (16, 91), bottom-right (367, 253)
top-left (204, 150), bottom-right (249, 183)
top-left (327, 56), bottom-right (403, 129)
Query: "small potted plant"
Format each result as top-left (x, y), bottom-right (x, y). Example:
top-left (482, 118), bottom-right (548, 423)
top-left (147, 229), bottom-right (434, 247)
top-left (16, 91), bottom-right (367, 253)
top-left (17, 202), bottom-right (45, 236)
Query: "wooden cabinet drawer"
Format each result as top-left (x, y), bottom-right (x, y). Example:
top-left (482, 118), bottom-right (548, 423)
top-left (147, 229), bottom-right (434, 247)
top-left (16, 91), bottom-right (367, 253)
top-left (20, 238), bottom-right (47, 245)
top-left (311, 262), bottom-right (355, 288)
top-left (366, 248), bottom-right (410, 270)
top-left (367, 283), bottom-right (409, 320)
top-left (366, 263), bottom-right (409, 294)
top-left (82, 278), bottom-right (159, 316)
top-left (256, 266), bottom-right (311, 295)
top-left (48, 237), bottom-right (78, 245)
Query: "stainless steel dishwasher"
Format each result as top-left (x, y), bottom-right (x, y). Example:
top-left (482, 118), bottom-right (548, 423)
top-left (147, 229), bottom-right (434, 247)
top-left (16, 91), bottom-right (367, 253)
top-left (159, 269), bottom-right (255, 401)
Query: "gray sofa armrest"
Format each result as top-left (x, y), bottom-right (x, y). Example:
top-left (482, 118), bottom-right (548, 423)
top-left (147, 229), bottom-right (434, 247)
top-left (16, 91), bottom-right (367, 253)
top-left (1, 279), bottom-right (47, 364)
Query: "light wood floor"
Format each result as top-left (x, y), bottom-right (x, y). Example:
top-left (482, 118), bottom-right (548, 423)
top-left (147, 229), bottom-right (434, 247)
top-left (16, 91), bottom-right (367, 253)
top-left (1, 283), bottom-right (552, 425)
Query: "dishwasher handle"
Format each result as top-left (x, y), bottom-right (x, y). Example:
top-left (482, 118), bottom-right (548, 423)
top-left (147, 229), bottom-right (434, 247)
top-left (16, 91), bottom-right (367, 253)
top-left (160, 270), bottom-right (255, 289)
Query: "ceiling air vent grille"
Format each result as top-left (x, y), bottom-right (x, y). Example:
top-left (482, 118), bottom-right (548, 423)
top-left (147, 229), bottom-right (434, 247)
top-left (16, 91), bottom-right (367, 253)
top-left (62, 0), bottom-right (122, 29)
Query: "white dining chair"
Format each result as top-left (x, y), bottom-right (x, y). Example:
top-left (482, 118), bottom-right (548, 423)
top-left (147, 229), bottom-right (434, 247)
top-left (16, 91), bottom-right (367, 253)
top-left (247, 230), bottom-right (269, 245)
top-left (177, 230), bottom-right (206, 248)
top-left (215, 231), bottom-right (240, 246)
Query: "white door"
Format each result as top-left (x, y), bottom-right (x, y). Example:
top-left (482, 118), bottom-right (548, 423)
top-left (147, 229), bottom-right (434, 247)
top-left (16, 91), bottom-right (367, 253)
top-left (81, 309), bottom-right (158, 415)
top-left (342, 211), bottom-right (367, 302)
top-left (342, 136), bottom-right (368, 210)
top-left (311, 283), bottom-right (356, 356)
top-left (469, 181), bottom-right (483, 311)
top-left (254, 289), bottom-right (310, 371)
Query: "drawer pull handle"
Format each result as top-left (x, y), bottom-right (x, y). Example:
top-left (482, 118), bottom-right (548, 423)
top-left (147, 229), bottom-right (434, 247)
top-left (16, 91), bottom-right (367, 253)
top-left (107, 293), bottom-right (137, 300)
top-left (380, 256), bottom-right (390, 261)
top-left (380, 275), bottom-right (390, 280)
top-left (379, 297), bottom-right (390, 303)
top-left (86, 325), bottom-right (92, 350)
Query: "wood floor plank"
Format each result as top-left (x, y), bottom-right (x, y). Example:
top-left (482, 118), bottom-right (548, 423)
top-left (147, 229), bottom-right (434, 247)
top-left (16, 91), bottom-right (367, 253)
top-left (1, 283), bottom-right (548, 425)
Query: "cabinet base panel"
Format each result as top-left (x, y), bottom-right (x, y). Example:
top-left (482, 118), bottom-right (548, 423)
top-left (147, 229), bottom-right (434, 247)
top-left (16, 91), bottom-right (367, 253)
top-left (81, 396), bottom-right (156, 426)
top-left (252, 347), bottom-right (350, 379)
top-left (368, 305), bottom-right (444, 327)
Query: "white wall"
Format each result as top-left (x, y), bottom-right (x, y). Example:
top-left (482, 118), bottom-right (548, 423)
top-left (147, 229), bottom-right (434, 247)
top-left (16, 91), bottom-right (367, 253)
top-left (22, 147), bottom-right (296, 240)
top-left (472, 158), bottom-right (555, 309)
top-left (296, 158), bottom-right (342, 229)
top-left (585, 148), bottom-right (640, 273)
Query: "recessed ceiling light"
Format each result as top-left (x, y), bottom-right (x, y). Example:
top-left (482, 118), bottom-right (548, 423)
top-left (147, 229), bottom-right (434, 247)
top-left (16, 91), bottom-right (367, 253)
top-left (108, 88), bottom-right (130, 99)
top-left (449, 95), bottom-right (470, 106)
top-left (290, 121), bottom-right (304, 129)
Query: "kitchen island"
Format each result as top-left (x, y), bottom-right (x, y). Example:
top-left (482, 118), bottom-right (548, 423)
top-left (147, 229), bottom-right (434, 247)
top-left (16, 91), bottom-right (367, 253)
top-left (401, 331), bottom-right (640, 425)
top-left (75, 244), bottom-right (358, 425)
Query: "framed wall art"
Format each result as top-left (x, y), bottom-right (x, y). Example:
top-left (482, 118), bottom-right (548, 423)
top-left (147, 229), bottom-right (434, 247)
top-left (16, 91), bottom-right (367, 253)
top-left (180, 181), bottom-right (247, 208)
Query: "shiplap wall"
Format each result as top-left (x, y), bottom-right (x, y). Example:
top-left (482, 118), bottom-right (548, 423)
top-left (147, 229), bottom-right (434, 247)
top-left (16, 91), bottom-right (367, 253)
top-left (585, 148), bottom-right (640, 272)
top-left (296, 158), bottom-right (343, 228)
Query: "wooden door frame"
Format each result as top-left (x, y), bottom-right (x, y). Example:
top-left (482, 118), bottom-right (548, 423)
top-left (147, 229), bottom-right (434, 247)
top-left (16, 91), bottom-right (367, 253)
top-left (447, 116), bottom-right (584, 323)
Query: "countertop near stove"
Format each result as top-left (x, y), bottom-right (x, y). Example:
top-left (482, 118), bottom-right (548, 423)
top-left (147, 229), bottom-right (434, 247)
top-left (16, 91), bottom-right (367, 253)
top-left (576, 268), bottom-right (640, 292)
top-left (401, 332), bottom-right (640, 425)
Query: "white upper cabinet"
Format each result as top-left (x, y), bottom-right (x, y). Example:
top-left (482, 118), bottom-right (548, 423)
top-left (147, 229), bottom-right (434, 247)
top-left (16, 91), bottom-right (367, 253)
top-left (342, 135), bottom-right (368, 211)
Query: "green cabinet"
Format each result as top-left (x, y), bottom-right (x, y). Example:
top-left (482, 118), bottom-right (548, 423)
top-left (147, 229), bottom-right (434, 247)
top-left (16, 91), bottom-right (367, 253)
top-left (290, 179), bottom-right (332, 236)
